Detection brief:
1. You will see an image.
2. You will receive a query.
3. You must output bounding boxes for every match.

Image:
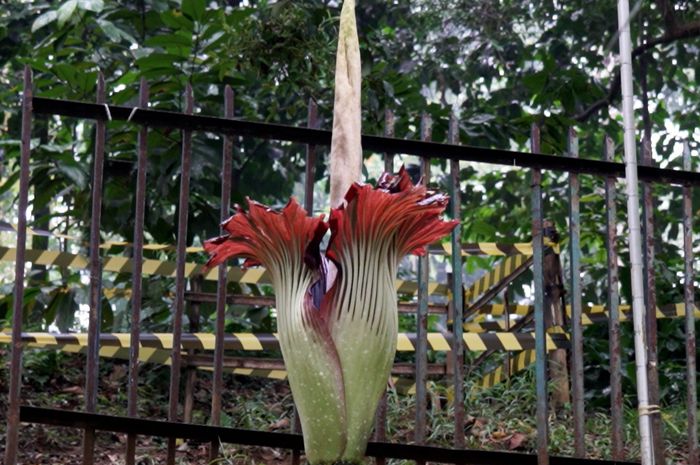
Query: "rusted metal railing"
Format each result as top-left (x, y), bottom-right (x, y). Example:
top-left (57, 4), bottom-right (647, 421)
top-left (5, 66), bottom-right (700, 465)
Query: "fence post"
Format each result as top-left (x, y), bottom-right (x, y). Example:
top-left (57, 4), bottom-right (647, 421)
top-left (530, 124), bottom-right (549, 465)
top-left (373, 107), bottom-right (395, 465)
top-left (4, 64), bottom-right (33, 465)
top-left (566, 128), bottom-right (584, 457)
top-left (83, 71), bottom-right (107, 465)
top-left (682, 141), bottom-right (698, 465)
top-left (210, 84), bottom-right (235, 460)
top-left (604, 135), bottom-right (624, 461)
top-left (448, 113), bottom-right (465, 450)
top-left (641, 137), bottom-right (665, 465)
top-left (414, 113), bottom-right (432, 463)
top-left (167, 83), bottom-right (194, 465)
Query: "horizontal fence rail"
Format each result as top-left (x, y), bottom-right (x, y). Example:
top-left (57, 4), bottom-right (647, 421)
top-left (20, 406), bottom-right (638, 465)
top-left (31, 97), bottom-right (700, 186)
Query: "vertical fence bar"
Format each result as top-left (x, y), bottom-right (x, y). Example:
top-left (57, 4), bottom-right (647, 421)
top-left (210, 85), bottom-right (234, 461)
top-left (304, 98), bottom-right (318, 214)
top-left (682, 142), bottom-right (698, 465)
top-left (167, 84), bottom-right (194, 465)
top-left (414, 113), bottom-right (432, 460)
top-left (448, 113), bottom-right (465, 449)
top-left (530, 124), bottom-right (549, 465)
top-left (384, 109), bottom-right (394, 173)
top-left (373, 107), bottom-right (395, 465)
top-left (126, 78), bottom-right (149, 465)
top-left (641, 137), bottom-right (664, 465)
top-left (183, 276), bottom-right (202, 424)
top-left (82, 72), bottom-right (107, 465)
top-left (567, 128), bottom-right (585, 457)
top-left (604, 135), bottom-right (624, 461)
top-left (4, 65), bottom-right (32, 465)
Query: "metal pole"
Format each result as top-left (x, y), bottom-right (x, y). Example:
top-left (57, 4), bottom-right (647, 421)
top-left (167, 84), bottom-right (194, 465)
top-left (126, 78), bottom-right (149, 464)
top-left (682, 142), bottom-right (698, 465)
top-left (604, 135), bottom-right (624, 461)
top-left (4, 65), bottom-right (32, 465)
top-left (414, 113), bottom-right (432, 463)
top-left (616, 1), bottom-right (654, 463)
top-left (530, 124), bottom-right (549, 465)
top-left (83, 71), bottom-right (107, 465)
top-left (567, 128), bottom-right (585, 458)
top-left (448, 113), bottom-right (465, 450)
top-left (210, 84), bottom-right (234, 461)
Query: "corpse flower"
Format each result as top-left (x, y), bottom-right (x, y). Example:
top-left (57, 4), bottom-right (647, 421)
top-left (204, 1), bottom-right (457, 463)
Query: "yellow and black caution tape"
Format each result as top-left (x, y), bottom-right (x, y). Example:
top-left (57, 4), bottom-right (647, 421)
top-left (19, 338), bottom-right (419, 394)
top-left (477, 350), bottom-right (535, 389)
top-left (430, 239), bottom-right (559, 256)
top-left (0, 246), bottom-right (447, 296)
top-left (473, 302), bottom-right (700, 324)
top-left (464, 254), bottom-right (530, 303)
top-left (0, 331), bottom-right (569, 353)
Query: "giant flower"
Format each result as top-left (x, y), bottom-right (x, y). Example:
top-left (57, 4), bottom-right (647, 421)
top-left (204, 1), bottom-right (457, 463)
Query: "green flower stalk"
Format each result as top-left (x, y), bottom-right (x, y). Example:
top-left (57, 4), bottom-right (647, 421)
top-left (205, 2), bottom-right (456, 463)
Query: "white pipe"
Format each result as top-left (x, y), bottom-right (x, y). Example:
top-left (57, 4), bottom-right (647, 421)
top-left (616, 1), bottom-right (654, 464)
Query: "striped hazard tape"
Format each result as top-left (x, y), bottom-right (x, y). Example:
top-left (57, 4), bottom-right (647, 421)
top-left (19, 339), bottom-right (420, 394)
top-left (0, 331), bottom-right (569, 352)
top-left (464, 254), bottom-right (530, 304)
top-left (429, 240), bottom-right (559, 256)
top-left (473, 302), bottom-right (700, 324)
top-left (0, 246), bottom-right (446, 296)
top-left (477, 350), bottom-right (535, 389)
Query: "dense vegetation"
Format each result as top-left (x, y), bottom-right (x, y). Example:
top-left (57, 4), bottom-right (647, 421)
top-left (0, 0), bottom-right (698, 461)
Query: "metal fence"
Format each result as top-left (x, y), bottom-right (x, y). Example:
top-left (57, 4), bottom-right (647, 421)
top-left (3, 66), bottom-right (699, 465)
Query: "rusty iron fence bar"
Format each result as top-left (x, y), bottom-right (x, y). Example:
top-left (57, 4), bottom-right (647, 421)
top-left (415, 113), bottom-right (432, 460)
top-left (682, 142), bottom-right (698, 465)
top-left (304, 98), bottom-right (318, 214)
top-left (3, 65), bottom-right (33, 465)
top-left (126, 77), bottom-right (149, 464)
top-left (183, 277), bottom-right (202, 425)
top-left (374, 106), bottom-right (396, 465)
top-left (530, 124), bottom-right (549, 465)
top-left (166, 84), bottom-right (194, 465)
top-left (640, 138), bottom-right (664, 465)
top-left (20, 406), bottom-right (638, 465)
top-left (604, 136), bottom-right (624, 461)
top-left (567, 129), bottom-right (585, 457)
top-left (29, 96), bottom-right (700, 186)
top-left (448, 113), bottom-right (465, 449)
top-left (82, 71), bottom-right (107, 465)
top-left (210, 84), bottom-right (234, 461)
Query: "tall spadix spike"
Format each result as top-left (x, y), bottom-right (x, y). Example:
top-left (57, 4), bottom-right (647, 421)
top-left (329, 0), bottom-right (362, 209)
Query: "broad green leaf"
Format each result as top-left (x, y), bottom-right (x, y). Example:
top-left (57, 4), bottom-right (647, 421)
top-left (144, 33), bottom-right (193, 49)
top-left (97, 19), bottom-right (136, 44)
top-left (31, 10), bottom-right (58, 33)
top-left (57, 0), bottom-right (78, 28)
top-left (181, 0), bottom-right (205, 22)
top-left (77, 0), bottom-right (104, 12)
top-left (135, 53), bottom-right (183, 71)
